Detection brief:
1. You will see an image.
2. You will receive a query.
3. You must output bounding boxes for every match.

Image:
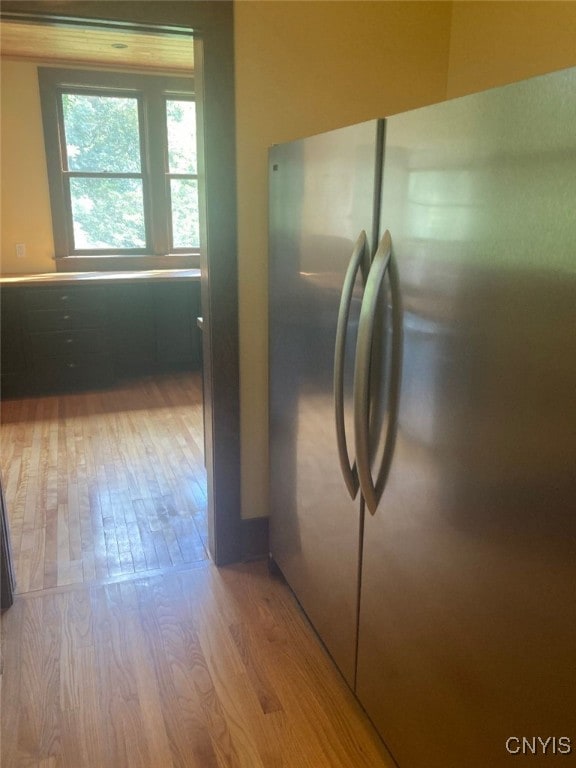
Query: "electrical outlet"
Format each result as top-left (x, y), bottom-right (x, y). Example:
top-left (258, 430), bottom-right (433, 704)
top-left (16, 243), bottom-right (26, 258)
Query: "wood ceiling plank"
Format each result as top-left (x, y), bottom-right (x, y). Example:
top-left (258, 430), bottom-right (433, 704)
top-left (0, 20), bottom-right (194, 73)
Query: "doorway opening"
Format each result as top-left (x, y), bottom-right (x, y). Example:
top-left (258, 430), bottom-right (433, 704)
top-left (0, 19), bottom-right (208, 593)
top-left (1, 3), bottom-right (241, 595)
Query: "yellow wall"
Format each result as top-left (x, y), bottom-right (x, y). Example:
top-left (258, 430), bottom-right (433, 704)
top-left (447, 1), bottom-right (576, 98)
top-left (1, 60), bottom-right (55, 273)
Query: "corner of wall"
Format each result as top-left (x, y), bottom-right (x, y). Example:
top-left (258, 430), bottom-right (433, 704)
top-left (0, 59), bottom-right (55, 275)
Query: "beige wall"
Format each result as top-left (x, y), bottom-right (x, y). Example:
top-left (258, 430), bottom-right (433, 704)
top-left (1, 60), bottom-right (55, 273)
top-left (447, 1), bottom-right (576, 97)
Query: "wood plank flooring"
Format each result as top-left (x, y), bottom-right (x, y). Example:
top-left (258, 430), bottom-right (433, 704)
top-left (0, 373), bottom-right (395, 767)
top-left (0, 561), bottom-right (395, 768)
top-left (0, 373), bottom-right (208, 594)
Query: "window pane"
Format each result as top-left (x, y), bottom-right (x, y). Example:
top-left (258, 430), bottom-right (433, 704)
top-left (62, 94), bottom-right (141, 172)
top-left (166, 100), bottom-right (197, 174)
top-left (170, 179), bottom-right (199, 249)
top-left (70, 178), bottom-right (146, 249)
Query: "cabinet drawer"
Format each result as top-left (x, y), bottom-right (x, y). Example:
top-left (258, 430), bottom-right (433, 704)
top-left (1, 289), bottom-right (26, 377)
top-left (27, 308), bottom-right (104, 332)
top-left (25, 286), bottom-right (105, 311)
top-left (28, 329), bottom-right (106, 357)
top-left (31, 355), bottom-right (113, 392)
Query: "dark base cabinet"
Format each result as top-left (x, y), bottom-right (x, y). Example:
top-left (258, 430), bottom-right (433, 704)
top-left (0, 288), bottom-right (27, 398)
top-left (154, 282), bottom-right (201, 369)
top-left (108, 283), bottom-right (157, 376)
top-left (0, 278), bottom-right (201, 398)
top-left (30, 354), bottom-right (115, 392)
top-left (23, 284), bottom-right (114, 394)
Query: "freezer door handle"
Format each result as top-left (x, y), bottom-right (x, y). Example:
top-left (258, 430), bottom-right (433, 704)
top-left (354, 230), bottom-right (402, 514)
top-left (334, 230), bottom-right (370, 499)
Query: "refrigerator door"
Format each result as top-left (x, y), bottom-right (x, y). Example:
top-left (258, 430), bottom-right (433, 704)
top-left (356, 68), bottom-right (576, 766)
top-left (269, 120), bottom-right (382, 686)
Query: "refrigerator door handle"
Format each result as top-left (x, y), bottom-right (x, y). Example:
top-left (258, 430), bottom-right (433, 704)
top-left (334, 230), bottom-right (370, 499)
top-left (354, 230), bottom-right (402, 514)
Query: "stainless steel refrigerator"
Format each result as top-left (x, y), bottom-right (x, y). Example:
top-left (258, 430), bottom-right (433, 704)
top-left (269, 67), bottom-right (576, 767)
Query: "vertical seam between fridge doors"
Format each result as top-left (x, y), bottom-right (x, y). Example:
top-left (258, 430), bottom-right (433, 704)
top-left (353, 497), bottom-right (366, 692)
top-left (370, 119), bottom-right (386, 258)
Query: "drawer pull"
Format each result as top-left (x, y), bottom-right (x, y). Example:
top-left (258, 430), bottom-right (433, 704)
top-left (67, 362), bottom-right (77, 368)
top-left (63, 314), bottom-right (71, 320)
top-left (60, 295), bottom-right (69, 301)
top-left (66, 338), bottom-right (73, 344)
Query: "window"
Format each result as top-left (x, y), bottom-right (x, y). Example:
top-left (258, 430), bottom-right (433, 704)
top-left (38, 68), bottom-right (199, 268)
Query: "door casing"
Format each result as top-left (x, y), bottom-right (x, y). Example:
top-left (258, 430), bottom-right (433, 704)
top-left (1, 0), bottom-right (241, 564)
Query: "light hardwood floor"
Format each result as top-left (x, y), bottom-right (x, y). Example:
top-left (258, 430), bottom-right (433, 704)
top-left (1, 561), bottom-right (394, 767)
top-left (0, 373), bottom-right (208, 594)
top-left (0, 374), bottom-right (395, 767)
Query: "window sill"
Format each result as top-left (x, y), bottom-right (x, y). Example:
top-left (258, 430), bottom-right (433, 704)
top-left (55, 254), bottom-right (200, 273)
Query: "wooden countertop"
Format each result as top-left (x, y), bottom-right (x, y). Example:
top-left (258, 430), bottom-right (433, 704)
top-left (0, 269), bottom-right (201, 287)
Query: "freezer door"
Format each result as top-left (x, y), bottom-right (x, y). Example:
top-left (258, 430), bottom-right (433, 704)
top-left (269, 120), bottom-right (381, 686)
top-left (356, 67), bottom-right (576, 766)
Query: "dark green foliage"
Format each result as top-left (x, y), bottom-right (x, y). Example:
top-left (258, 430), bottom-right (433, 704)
top-left (69, 178), bottom-right (146, 249)
top-left (62, 94), bottom-right (141, 172)
top-left (62, 92), bottom-right (198, 251)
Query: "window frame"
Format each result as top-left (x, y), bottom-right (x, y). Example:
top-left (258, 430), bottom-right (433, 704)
top-left (38, 67), bottom-right (198, 270)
